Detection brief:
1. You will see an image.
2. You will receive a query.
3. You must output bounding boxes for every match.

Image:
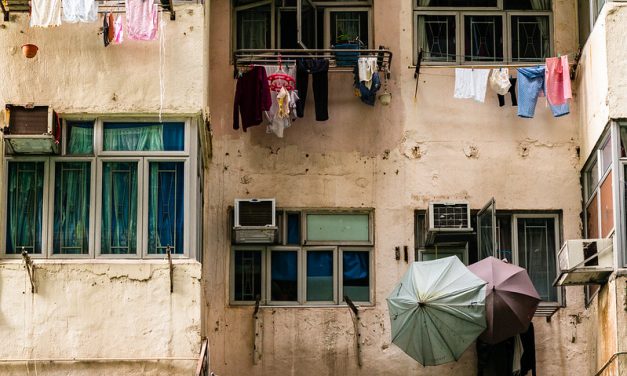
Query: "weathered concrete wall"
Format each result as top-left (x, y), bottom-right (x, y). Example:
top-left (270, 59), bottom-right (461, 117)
top-left (206, 0), bottom-right (592, 375)
top-left (605, 4), bottom-right (627, 123)
top-left (0, 261), bottom-right (201, 375)
top-left (0, 5), bottom-right (204, 114)
top-left (575, 4), bottom-right (610, 161)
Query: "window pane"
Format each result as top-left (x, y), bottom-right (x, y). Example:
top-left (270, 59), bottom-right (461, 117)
top-left (586, 193), bottom-right (599, 238)
top-left (504, 0), bottom-right (551, 10)
top-left (53, 162), bottom-right (90, 255)
top-left (330, 11), bottom-right (369, 46)
top-left (497, 216), bottom-right (513, 262)
top-left (578, 0), bottom-right (591, 46)
top-left (101, 162), bottom-right (138, 255)
top-left (586, 159), bottom-right (599, 199)
top-left (67, 122), bottom-right (93, 155)
top-left (6, 162), bottom-right (44, 254)
top-left (103, 122), bottom-right (184, 152)
top-left (287, 213), bottom-right (301, 245)
top-left (279, 10), bottom-right (298, 49)
top-left (236, 5), bottom-right (271, 49)
top-left (271, 251), bottom-right (298, 301)
top-left (306, 214), bottom-right (369, 242)
top-left (600, 171), bottom-right (614, 238)
top-left (234, 250), bottom-right (262, 301)
top-left (417, 0), bottom-right (497, 6)
top-left (517, 218), bottom-right (557, 302)
top-left (301, 0), bottom-right (316, 49)
top-left (600, 138), bottom-right (612, 173)
top-left (421, 248), bottom-right (466, 263)
top-left (511, 16), bottom-right (550, 62)
top-left (307, 251), bottom-right (334, 301)
top-left (478, 200), bottom-right (496, 260)
top-left (148, 162), bottom-right (184, 254)
top-left (343, 251), bottom-right (369, 301)
top-left (464, 15), bottom-right (503, 62)
top-left (417, 15), bottom-right (456, 62)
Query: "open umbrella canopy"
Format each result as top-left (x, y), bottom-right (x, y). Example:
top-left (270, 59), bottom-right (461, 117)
top-left (468, 256), bottom-right (541, 344)
top-left (387, 256), bottom-right (487, 366)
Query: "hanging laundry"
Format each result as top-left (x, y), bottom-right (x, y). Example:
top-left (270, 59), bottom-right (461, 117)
top-left (103, 14), bottom-right (111, 47)
top-left (233, 66), bottom-right (272, 132)
top-left (518, 66), bottom-right (569, 118)
top-left (353, 65), bottom-right (381, 106)
top-left (30, 0), bottom-right (62, 27)
top-left (62, 0), bottom-right (98, 23)
top-left (263, 64), bottom-right (298, 138)
top-left (266, 87), bottom-right (293, 138)
top-left (296, 59), bottom-right (329, 121)
top-left (126, 0), bottom-right (159, 41)
top-left (497, 78), bottom-right (517, 107)
top-left (545, 56), bottom-right (572, 106)
top-left (454, 69), bottom-right (490, 103)
top-left (489, 68), bottom-right (511, 95)
top-left (358, 57), bottom-right (378, 90)
top-left (107, 13), bottom-right (115, 42)
top-left (113, 15), bottom-right (124, 44)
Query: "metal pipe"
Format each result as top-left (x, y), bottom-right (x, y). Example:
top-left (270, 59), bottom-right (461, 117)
top-left (594, 351), bottom-right (627, 376)
top-left (0, 357), bottom-right (198, 363)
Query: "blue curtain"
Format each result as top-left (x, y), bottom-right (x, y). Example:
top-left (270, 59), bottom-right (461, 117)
top-left (103, 122), bottom-right (184, 151)
top-left (287, 214), bottom-right (300, 245)
top-left (343, 251), bottom-right (369, 280)
top-left (271, 251), bottom-right (297, 281)
top-left (148, 162), bottom-right (184, 254)
top-left (53, 162), bottom-right (90, 254)
top-left (6, 162), bottom-right (44, 254)
top-left (306, 251), bottom-right (334, 301)
top-left (101, 162), bottom-right (137, 254)
top-left (67, 123), bottom-right (94, 154)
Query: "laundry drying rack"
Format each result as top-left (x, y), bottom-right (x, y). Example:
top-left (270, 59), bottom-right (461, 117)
top-left (233, 47), bottom-right (394, 78)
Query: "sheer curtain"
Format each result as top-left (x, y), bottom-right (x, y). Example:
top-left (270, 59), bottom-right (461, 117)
top-left (104, 124), bottom-right (164, 151)
top-left (148, 162), bottom-right (184, 254)
top-left (7, 162), bottom-right (43, 254)
top-left (531, 0), bottom-right (550, 58)
top-left (54, 162), bottom-right (90, 254)
top-left (68, 125), bottom-right (93, 154)
top-left (101, 162), bottom-right (137, 254)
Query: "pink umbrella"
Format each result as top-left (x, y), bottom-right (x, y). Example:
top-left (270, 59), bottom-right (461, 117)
top-left (468, 257), bottom-right (541, 344)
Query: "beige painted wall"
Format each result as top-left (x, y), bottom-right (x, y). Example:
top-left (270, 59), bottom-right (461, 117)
top-left (206, 0), bottom-right (594, 375)
top-left (0, 261), bottom-right (201, 375)
top-left (0, 5), bottom-right (205, 375)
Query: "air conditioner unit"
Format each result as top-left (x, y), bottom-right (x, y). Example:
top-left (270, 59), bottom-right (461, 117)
top-left (2, 105), bottom-right (60, 154)
top-left (554, 238), bottom-right (614, 286)
top-left (233, 198), bottom-right (277, 244)
top-left (424, 201), bottom-right (473, 246)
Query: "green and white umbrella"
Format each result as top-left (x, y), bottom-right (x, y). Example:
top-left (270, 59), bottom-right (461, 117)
top-left (387, 256), bottom-right (487, 366)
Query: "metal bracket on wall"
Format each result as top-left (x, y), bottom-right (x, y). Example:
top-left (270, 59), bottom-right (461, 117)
top-left (166, 246), bottom-right (173, 294)
top-left (345, 296), bottom-right (362, 368)
top-left (0, 1), bottom-right (9, 22)
top-left (21, 248), bottom-right (35, 293)
top-left (253, 295), bottom-right (263, 365)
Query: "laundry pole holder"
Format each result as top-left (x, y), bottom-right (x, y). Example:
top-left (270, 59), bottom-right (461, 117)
top-left (21, 248), bottom-right (36, 293)
top-left (345, 296), bottom-right (362, 368)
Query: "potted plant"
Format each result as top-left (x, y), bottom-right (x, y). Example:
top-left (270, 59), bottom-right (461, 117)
top-left (333, 34), bottom-right (362, 67)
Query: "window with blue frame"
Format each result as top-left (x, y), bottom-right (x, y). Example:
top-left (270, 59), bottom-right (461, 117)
top-left (231, 209), bottom-right (373, 305)
top-left (2, 118), bottom-right (196, 259)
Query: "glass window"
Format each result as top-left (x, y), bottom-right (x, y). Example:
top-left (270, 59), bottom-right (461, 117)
top-left (330, 10), bottom-right (369, 46)
top-left (511, 16), bottom-right (550, 61)
top-left (103, 122), bottom-right (184, 152)
top-left (306, 250), bottom-right (334, 301)
top-left (270, 250), bottom-right (298, 301)
top-left (517, 217), bottom-right (557, 302)
top-left (101, 162), bottom-right (138, 255)
top-left (234, 249), bottom-right (263, 301)
top-left (236, 5), bottom-right (272, 50)
top-left (53, 162), bottom-right (91, 255)
top-left (148, 162), bottom-right (184, 254)
top-left (464, 15), bottom-right (503, 62)
top-left (6, 162), bottom-right (45, 255)
top-left (342, 250), bottom-right (369, 301)
top-left (306, 213), bottom-right (369, 242)
top-left (600, 137), bottom-right (612, 174)
top-left (286, 213), bottom-right (301, 245)
top-left (420, 247), bottom-right (467, 263)
top-left (416, 15), bottom-right (456, 62)
top-left (504, 0), bottom-right (551, 10)
top-left (67, 122), bottom-right (94, 155)
top-left (417, 0), bottom-right (497, 6)
top-left (586, 159), bottom-right (599, 200)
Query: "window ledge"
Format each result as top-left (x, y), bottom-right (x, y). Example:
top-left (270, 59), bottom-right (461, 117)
top-left (229, 303), bottom-right (376, 309)
top-left (0, 258), bottom-right (199, 266)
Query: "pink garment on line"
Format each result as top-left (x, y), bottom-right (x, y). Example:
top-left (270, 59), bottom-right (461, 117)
top-left (113, 15), bottom-right (124, 44)
top-left (125, 0), bottom-right (159, 41)
top-left (545, 56), bottom-right (572, 106)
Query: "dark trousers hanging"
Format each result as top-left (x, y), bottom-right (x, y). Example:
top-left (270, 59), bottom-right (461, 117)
top-left (296, 59), bottom-right (329, 121)
top-left (498, 78), bottom-right (518, 107)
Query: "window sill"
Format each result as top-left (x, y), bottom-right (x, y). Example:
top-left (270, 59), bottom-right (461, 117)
top-left (0, 258), bottom-right (199, 265)
top-left (229, 303), bottom-right (376, 309)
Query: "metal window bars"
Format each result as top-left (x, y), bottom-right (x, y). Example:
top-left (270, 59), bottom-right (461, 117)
top-left (0, 0), bottom-right (201, 22)
top-left (233, 47), bottom-right (394, 78)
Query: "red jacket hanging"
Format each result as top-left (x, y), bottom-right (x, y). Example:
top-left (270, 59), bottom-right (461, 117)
top-left (233, 66), bottom-right (272, 132)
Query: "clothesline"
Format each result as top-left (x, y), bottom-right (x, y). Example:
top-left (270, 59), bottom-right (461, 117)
top-left (409, 50), bottom-right (578, 69)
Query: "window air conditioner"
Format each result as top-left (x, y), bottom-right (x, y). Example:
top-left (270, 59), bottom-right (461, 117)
top-left (424, 201), bottom-right (473, 246)
top-left (233, 199), bottom-right (277, 244)
top-left (2, 105), bottom-right (60, 154)
top-left (554, 238), bottom-right (614, 286)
